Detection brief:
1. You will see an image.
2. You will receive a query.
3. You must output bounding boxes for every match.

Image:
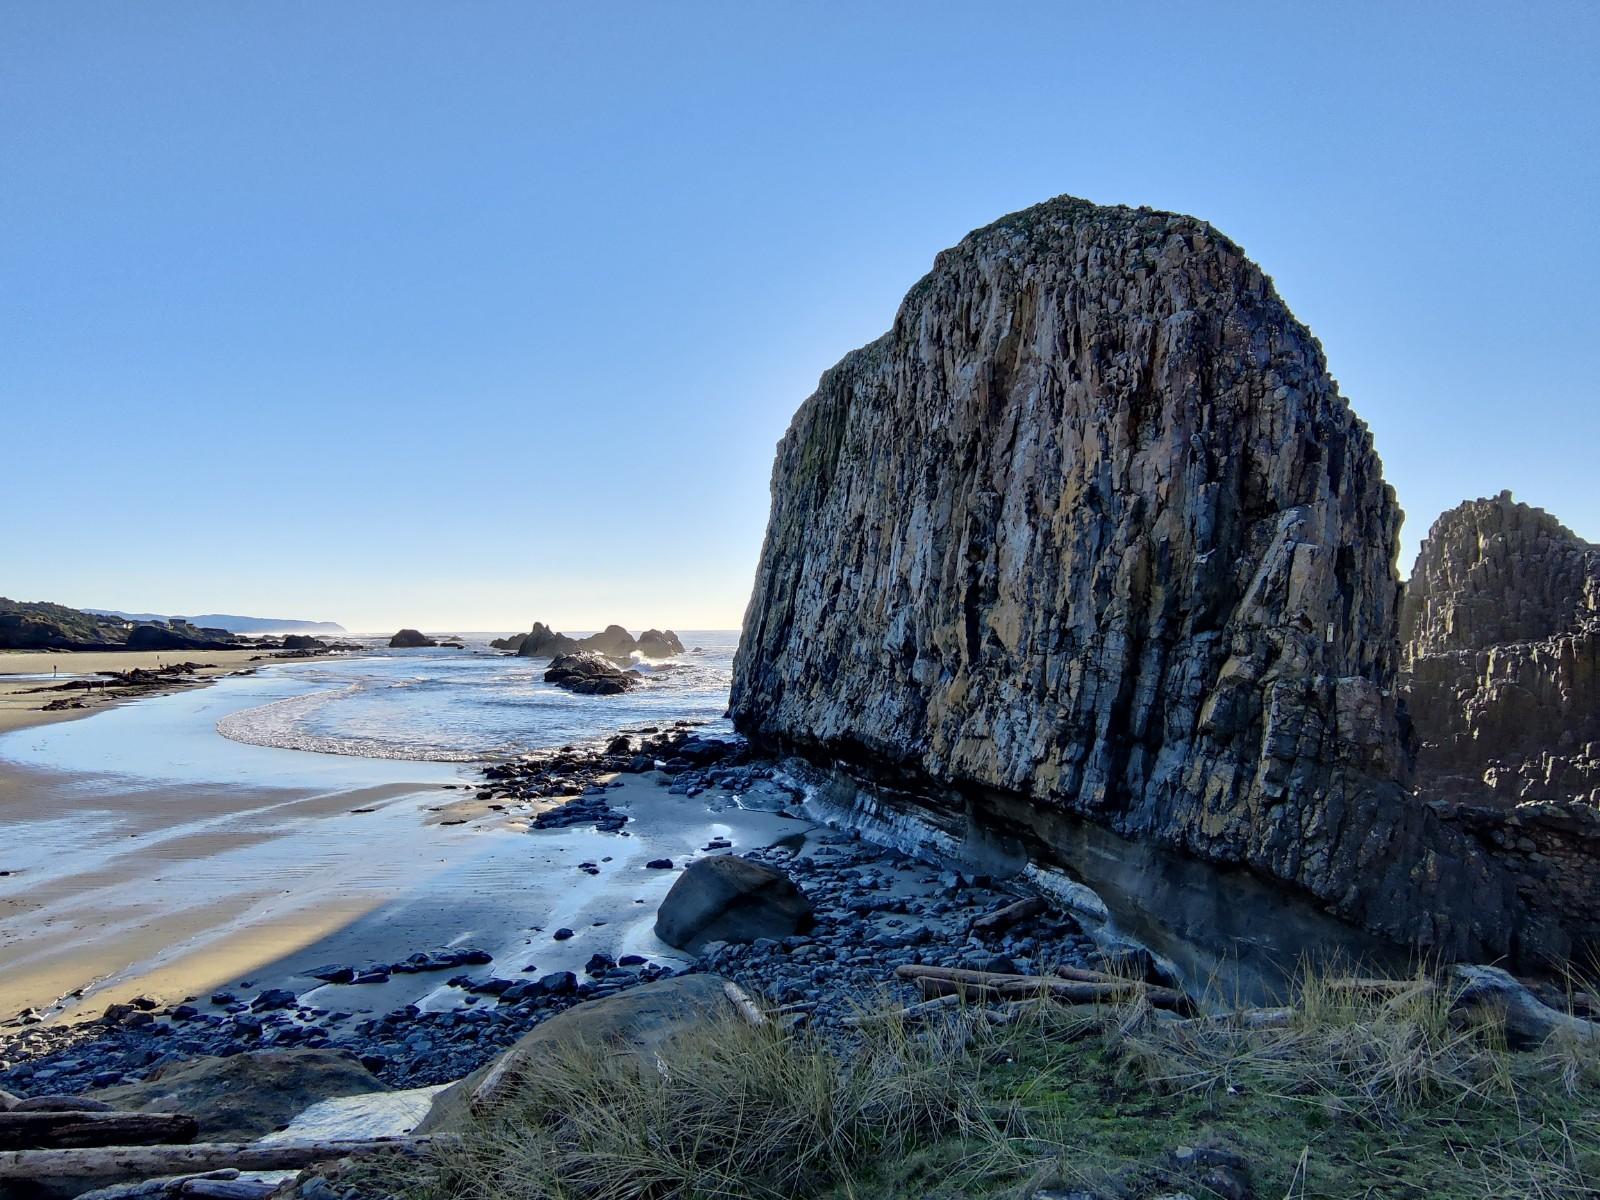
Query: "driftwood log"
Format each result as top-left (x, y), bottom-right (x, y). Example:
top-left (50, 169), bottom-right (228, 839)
top-left (0, 1135), bottom-right (454, 1180)
top-left (895, 964), bottom-right (1195, 1014)
top-left (968, 896), bottom-right (1046, 936)
top-left (722, 980), bottom-right (767, 1028)
top-left (840, 993), bottom-right (962, 1028)
top-left (468, 1045), bottom-right (526, 1117)
top-left (0, 1110), bottom-right (198, 1151)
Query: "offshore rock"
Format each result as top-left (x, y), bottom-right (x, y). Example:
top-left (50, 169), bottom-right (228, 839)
top-left (388, 628), bottom-right (438, 648)
top-left (504, 621), bottom-right (683, 660)
top-left (544, 651), bottom-right (641, 695)
top-left (1401, 492), bottom-right (1599, 955)
top-left (637, 628), bottom-right (686, 658)
top-left (731, 194), bottom-right (1534, 962)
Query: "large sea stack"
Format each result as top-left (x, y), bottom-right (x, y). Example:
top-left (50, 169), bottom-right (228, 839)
top-left (1401, 492), bottom-right (1599, 951)
top-left (731, 195), bottom-right (1546, 963)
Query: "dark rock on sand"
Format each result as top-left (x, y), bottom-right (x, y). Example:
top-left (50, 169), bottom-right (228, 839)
top-left (388, 628), bottom-right (438, 648)
top-left (544, 652), bottom-right (642, 695)
top-left (654, 855), bottom-right (813, 953)
top-left (88, 1048), bottom-right (386, 1141)
top-left (281, 635), bottom-right (326, 651)
top-left (730, 193), bottom-right (1533, 964)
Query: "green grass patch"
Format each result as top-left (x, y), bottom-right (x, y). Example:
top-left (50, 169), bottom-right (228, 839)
top-left (391, 971), bottom-right (1600, 1200)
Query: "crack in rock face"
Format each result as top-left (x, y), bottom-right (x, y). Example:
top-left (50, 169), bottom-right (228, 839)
top-left (731, 194), bottom-right (1547, 964)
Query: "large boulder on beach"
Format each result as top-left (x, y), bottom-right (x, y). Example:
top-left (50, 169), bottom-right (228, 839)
top-left (388, 628), bottom-right (438, 648)
top-left (653, 855), bottom-right (813, 952)
top-left (416, 974), bottom-right (732, 1133)
top-left (729, 193), bottom-right (1544, 964)
top-left (282, 634), bottom-right (326, 650)
top-left (544, 651), bottom-right (641, 695)
top-left (87, 1048), bottom-right (386, 1140)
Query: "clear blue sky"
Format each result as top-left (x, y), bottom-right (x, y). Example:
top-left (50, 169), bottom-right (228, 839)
top-left (4, 2), bottom-right (1596, 633)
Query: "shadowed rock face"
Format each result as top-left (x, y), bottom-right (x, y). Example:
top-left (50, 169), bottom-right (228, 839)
top-left (731, 195), bottom-right (1533, 962)
top-left (1401, 492), bottom-right (1600, 955)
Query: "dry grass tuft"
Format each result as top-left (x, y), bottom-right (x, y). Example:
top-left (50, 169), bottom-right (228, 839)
top-left (395, 964), bottom-right (1600, 1200)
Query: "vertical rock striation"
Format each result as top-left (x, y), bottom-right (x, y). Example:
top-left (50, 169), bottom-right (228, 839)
top-left (1402, 493), bottom-right (1600, 952)
top-left (732, 195), bottom-right (1538, 962)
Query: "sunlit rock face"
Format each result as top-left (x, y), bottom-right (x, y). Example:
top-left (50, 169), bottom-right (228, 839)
top-left (732, 195), bottom-right (1538, 962)
top-left (1402, 492), bottom-right (1600, 955)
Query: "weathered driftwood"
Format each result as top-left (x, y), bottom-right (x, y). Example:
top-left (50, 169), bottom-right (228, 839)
top-left (723, 980), bottom-right (767, 1028)
top-left (468, 1045), bottom-right (526, 1116)
top-left (896, 965), bottom-right (1194, 1013)
top-left (12, 1095), bottom-right (117, 1113)
top-left (74, 1168), bottom-right (246, 1200)
top-left (1322, 976), bottom-right (1437, 998)
top-left (1054, 964), bottom-right (1132, 985)
top-left (0, 1110), bottom-right (198, 1151)
top-left (968, 896), bottom-right (1046, 936)
top-left (175, 1179), bottom-right (278, 1200)
top-left (0, 1135), bottom-right (455, 1180)
top-left (840, 993), bottom-right (962, 1028)
top-left (0, 1089), bottom-right (19, 1113)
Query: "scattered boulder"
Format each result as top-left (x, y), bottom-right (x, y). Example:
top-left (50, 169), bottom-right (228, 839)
top-left (87, 1048), bottom-right (389, 1141)
top-left (654, 855), bottom-right (813, 953)
top-left (281, 635), bottom-right (326, 651)
top-left (388, 628), bottom-right (438, 648)
top-left (416, 974), bottom-right (733, 1133)
top-left (544, 652), bottom-right (642, 695)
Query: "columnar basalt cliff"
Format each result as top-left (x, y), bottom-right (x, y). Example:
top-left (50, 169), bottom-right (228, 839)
top-left (731, 195), bottom-right (1547, 962)
top-left (1401, 492), bottom-right (1600, 952)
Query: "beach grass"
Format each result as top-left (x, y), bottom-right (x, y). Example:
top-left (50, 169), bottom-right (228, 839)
top-left (387, 965), bottom-right (1600, 1200)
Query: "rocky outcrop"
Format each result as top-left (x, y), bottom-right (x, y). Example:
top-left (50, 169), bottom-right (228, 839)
top-left (388, 628), bottom-right (437, 648)
top-left (731, 194), bottom-right (1543, 963)
top-left (125, 624), bottom-right (236, 651)
top-left (637, 628), bottom-right (686, 658)
top-left (543, 651), bottom-right (641, 695)
top-left (503, 622), bottom-right (685, 660)
top-left (0, 601), bottom-right (243, 651)
top-left (1400, 492), bottom-right (1600, 956)
top-left (1401, 493), bottom-right (1600, 795)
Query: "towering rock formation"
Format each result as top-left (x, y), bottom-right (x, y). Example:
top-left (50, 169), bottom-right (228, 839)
top-left (732, 196), bottom-right (1543, 962)
top-left (1401, 493), bottom-right (1599, 952)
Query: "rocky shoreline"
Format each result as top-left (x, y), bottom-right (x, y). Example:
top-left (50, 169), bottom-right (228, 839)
top-left (0, 730), bottom-right (1120, 1102)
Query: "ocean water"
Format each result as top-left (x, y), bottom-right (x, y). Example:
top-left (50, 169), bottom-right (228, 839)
top-left (215, 630), bottom-right (739, 761)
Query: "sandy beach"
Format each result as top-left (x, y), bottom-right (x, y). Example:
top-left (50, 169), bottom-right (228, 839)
top-left (0, 656), bottom-right (803, 1026)
top-left (0, 648), bottom-right (333, 735)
